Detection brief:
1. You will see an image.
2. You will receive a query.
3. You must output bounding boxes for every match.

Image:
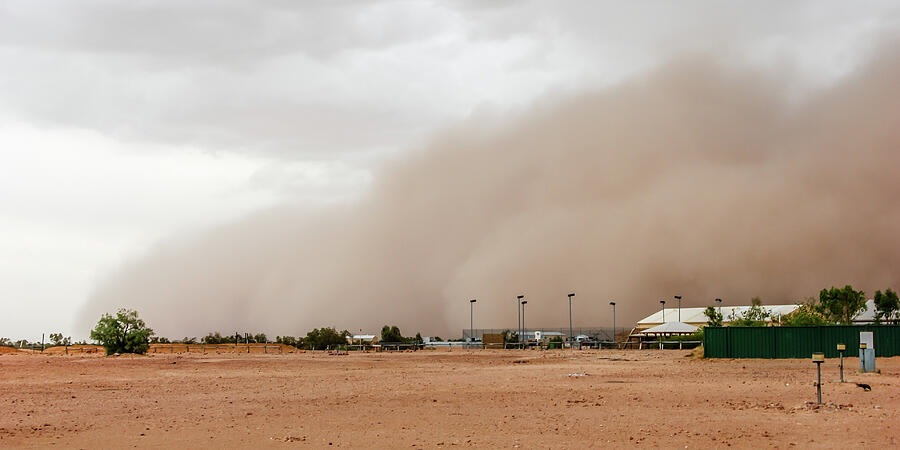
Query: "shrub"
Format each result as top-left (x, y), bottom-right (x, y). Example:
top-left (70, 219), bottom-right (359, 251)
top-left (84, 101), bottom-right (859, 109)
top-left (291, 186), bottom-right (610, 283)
top-left (89, 309), bottom-right (154, 355)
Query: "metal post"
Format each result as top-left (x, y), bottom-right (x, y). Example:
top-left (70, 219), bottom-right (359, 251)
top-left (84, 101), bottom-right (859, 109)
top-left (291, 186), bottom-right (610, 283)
top-left (517, 295), bottom-right (524, 348)
top-left (567, 293), bottom-right (575, 348)
top-left (469, 299), bottom-right (476, 349)
top-left (816, 362), bottom-right (822, 404)
top-left (610, 302), bottom-right (616, 350)
top-left (660, 300), bottom-right (666, 323)
top-left (675, 295), bottom-right (682, 322)
top-left (41, 333), bottom-right (45, 352)
top-left (837, 344), bottom-right (846, 382)
top-left (521, 300), bottom-right (527, 348)
top-left (812, 353), bottom-right (824, 404)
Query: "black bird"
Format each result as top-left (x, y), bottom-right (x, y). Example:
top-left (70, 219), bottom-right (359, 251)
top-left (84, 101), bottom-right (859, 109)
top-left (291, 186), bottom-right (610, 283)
top-left (856, 383), bottom-right (872, 391)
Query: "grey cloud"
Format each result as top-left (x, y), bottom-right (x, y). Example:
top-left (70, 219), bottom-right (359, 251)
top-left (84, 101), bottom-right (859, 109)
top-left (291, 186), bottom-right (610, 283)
top-left (4, 1), bottom-right (897, 162)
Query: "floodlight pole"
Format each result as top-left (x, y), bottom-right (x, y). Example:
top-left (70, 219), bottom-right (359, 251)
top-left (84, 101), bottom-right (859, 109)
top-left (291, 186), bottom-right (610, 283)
top-left (517, 295), bottom-right (525, 348)
top-left (567, 293), bottom-right (575, 348)
top-left (675, 295), bottom-right (682, 322)
top-left (660, 300), bottom-right (666, 323)
top-left (610, 302), bottom-right (616, 349)
top-left (521, 300), bottom-right (527, 348)
top-left (469, 299), bottom-right (476, 348)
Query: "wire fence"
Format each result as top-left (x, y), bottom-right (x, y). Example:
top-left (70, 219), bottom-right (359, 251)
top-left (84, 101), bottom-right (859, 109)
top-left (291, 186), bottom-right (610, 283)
top-left (461, 327), bottom-right (627, 341)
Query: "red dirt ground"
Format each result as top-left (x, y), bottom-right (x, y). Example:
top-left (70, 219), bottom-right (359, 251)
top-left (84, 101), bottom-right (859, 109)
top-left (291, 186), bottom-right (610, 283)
top-left (0, 350), bottom-right (897, 448)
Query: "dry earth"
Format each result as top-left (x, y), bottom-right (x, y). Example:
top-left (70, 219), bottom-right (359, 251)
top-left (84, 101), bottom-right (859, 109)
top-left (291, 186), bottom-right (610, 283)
top-left (0, 350), bottom-right (897, 448)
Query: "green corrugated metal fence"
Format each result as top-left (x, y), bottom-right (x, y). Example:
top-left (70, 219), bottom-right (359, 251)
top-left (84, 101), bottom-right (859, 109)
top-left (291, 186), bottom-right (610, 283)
top-left (703, 325), bottom-right (900, 358)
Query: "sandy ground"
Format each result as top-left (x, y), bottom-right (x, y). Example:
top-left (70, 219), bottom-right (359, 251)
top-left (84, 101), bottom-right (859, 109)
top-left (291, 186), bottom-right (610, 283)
top-left (0, 349), bottom-right (897, 448)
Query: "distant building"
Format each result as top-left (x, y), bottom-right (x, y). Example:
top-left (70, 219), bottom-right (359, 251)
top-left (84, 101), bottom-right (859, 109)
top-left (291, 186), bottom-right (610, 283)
top-left (636, 305), bottom-right (800, 330)
top-left (636, 299), bottom-right (879, 330)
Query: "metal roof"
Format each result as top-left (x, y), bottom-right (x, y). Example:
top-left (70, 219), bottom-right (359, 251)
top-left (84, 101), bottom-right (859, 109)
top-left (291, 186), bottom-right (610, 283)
top-left (637, 300), bottom-right (878, 328)
top-left (639, 322), bottom-right (699, 335)
top-left (636, 304), bottom-right (800, 328)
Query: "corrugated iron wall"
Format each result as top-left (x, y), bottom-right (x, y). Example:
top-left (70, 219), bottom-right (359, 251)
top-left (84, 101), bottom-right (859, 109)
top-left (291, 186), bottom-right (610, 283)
top-left (704, 325), bottom-right (900, 358)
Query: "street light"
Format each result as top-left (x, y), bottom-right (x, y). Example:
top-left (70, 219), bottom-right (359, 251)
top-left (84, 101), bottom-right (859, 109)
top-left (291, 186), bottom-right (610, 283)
top-left (521, 300), bottom-right (528, 347)
top-left (609, 301), bottom-right (616, 349)
top-left (674, 295), bottom-right (682, 322)
top-left (660, 300), bottom-right (666, 323)
top-left (469, 299), bottom-right (476, 348)
top-left (567, 293), bottom-right (575, 348)
top-left (517, 295), bottom-right (525, 347)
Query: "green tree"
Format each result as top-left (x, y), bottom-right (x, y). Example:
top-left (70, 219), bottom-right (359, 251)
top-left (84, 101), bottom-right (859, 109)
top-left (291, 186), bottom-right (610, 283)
top-left (728, 298), bottom-right (770, 327)
top-left (304, 327), bottom-right (348, 350)
top-left (202, 332), bottom-right (225, 344)
top-left (703, 306), bottom-right (723, 327)
top-left (380, 325), bottom-right (404, 343)
top-left (873, 288), bottom-right (899, 324)
top-left (89, 309), bottom-right (154, 355)
top-left (817, 285), bottom-right (867, 324)
top-left (49, 333), bottom-right (72, 346)
top-left (780, 302), bottom-right (830, 326)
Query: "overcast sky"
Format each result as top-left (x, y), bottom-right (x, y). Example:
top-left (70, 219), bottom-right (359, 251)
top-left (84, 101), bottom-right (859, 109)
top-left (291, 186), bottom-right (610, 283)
top-left (2, 1), bottom-right (898, 341)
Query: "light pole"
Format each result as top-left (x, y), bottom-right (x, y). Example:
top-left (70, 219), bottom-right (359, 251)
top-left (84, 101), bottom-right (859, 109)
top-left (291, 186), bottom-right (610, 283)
top-left (521, 300), bottom-right (528, 347)
top-left (674, 295), bottom-right (682, 322)
top-left (715, 298), bottom-right (722, 316)
top-left (660, 300), bottom-right (666, 323)
top-left (567, 293), bottom-right (575, 348)
top-left (609, 301), bottom-right (616, 349)
top-left (469, 299), bottom-right (476, 348)
top-left (517, 295), bottom-right (524, 347)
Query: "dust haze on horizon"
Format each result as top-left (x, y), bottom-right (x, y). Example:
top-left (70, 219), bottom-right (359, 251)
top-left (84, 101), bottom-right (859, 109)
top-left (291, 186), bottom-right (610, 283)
top-left (78, 45), bottom-right (900, 339)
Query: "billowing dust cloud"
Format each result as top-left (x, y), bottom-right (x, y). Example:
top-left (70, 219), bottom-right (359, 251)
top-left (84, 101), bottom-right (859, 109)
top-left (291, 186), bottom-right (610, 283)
top-left (78, 51), bottom-right (900, 339)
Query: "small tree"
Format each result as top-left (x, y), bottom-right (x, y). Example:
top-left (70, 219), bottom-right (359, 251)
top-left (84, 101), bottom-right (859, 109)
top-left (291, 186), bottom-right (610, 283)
top-left (380, 325), bottom-right (404, 343)
top-left (728, 297), bottom-right (770, 327)
top-left (780, 301), bottom-right (830, 326)
top-left (304, 327), bottom-right (348, 350)
top-left (89, 309), bottom-right (154, 355)
top-left (817, 285), bottom-right (867, 324)
top-left (873, 288), bottom-right (899, 324)
top-left (49, 333), bottom-right (72, 346)
top-left (703, 306), bottom-right (723, 327)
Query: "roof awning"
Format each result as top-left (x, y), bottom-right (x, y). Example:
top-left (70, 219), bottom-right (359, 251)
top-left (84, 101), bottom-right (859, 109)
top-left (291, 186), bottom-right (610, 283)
top-left (639, 322), bottom-right (699, 335)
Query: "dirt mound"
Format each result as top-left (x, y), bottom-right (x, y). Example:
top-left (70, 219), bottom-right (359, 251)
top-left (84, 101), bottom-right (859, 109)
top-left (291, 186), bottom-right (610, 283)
top-left (0, 346), bottom-right (21, 354)
top-left (148, 343), bottom-right (299, 354)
